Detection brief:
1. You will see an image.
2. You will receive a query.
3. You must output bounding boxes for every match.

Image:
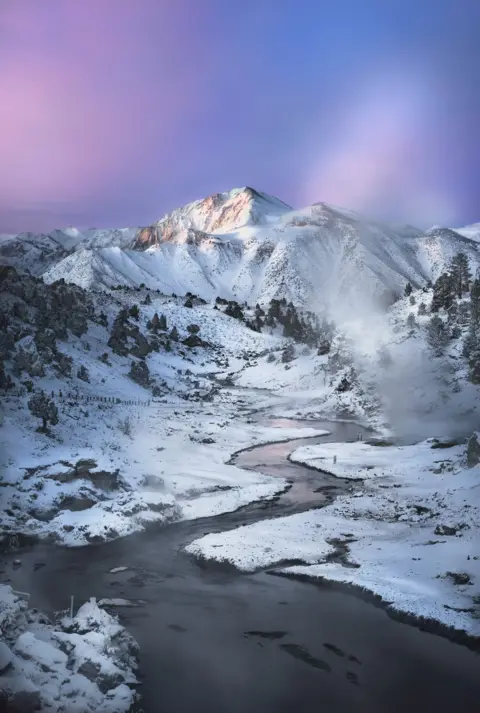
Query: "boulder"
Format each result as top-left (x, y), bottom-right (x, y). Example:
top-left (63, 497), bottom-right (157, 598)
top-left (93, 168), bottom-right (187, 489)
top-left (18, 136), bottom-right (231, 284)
top-left (466, 432), bottom-right (480, 468)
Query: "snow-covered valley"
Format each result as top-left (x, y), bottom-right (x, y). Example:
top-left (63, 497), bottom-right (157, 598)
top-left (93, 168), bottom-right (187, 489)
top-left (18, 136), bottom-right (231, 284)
top-left (1, 188), bottom-right (480, 711)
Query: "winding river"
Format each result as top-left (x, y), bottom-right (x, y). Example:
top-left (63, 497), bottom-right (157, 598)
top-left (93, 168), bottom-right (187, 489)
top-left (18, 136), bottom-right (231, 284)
top-left (2, 419), bottom-right (479, 713)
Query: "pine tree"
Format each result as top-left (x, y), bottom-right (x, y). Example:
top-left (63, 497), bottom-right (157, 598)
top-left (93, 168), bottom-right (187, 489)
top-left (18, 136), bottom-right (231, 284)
top-left (431, 273), bottom-right (455, 312)
top-left (470, 273), bottom-right (480, 326)
top-left (404, 282), bottom-right (413, 297)
top-left (449, 252), bottom-right (471, 298)
top-left (129, 304), bottom-right (140, 320)
top-left (28, 390), bottom-right (59, 431)
top-left (281, 343), bottom-right (295, 363)
top-left (426, 315), bottom-right (449, 356)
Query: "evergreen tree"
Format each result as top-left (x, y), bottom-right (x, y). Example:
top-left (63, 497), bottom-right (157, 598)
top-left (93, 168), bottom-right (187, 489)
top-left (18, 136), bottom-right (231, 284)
top-left (28, 390), bottom-right (59, 431)
top-left (449, 252), bottom-right (471, 298)
top-left (406, 313), bottom-right (416, 329)
top-left (77, 365), bottom-right (90, 382)
top-left (147, 312), bottom-right (161, 332)
top-left (129, 304), bottom-right (140, 320)
top-left (281, 343), bottom-right (295, 363)
top-left (470, 273), bottom-right (480, 326)
top-left (404, 282), bottom-right (413, 297)
top-left (426, 315), bottom-right (449, 356)
top-left (431, 273), bottom-right (455, 312)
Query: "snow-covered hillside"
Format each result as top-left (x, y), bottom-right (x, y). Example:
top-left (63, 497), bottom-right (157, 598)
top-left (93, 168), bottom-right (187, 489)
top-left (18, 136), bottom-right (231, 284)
top-left (3, 188), bottom-right (480, 313)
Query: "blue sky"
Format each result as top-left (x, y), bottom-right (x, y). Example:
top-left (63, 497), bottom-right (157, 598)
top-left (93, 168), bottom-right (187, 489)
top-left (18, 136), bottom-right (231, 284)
top-left (0, 0), bottom-right (479, 232)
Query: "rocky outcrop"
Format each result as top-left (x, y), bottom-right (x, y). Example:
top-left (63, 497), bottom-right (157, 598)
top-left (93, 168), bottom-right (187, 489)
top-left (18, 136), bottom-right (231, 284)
top-left (466, 432), bottom-right (480, 467)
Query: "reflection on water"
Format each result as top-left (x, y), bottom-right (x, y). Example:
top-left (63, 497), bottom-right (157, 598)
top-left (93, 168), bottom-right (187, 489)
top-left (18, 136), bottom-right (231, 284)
top-left (233, 419), bottom-right (365, 508)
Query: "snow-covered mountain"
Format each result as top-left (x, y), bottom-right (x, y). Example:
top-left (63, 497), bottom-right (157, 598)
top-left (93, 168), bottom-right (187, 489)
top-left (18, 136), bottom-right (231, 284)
top-left (2, 188), bottom-right (480, 312)
top-left (455, 222), bottom-right (480, 242)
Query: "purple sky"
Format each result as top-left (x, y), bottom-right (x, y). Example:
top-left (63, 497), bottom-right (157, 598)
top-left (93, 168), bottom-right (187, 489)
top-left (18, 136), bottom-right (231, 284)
top-left (1, 0), bottom-right (479, 233)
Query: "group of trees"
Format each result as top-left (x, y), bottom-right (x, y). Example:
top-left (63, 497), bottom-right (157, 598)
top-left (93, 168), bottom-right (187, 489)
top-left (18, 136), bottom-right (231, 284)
top-left (423, 252), bottom-right (480, 383)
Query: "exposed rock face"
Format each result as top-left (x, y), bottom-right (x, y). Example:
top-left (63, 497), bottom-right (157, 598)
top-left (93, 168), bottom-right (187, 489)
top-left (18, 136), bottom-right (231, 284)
top-left (466, 432), bottom-right (480, 467)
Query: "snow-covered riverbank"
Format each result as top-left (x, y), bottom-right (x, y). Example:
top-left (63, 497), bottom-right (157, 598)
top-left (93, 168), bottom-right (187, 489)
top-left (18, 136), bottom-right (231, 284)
top-left (187, 438), bottom-right (480, 636)
top-left (0, 585), bottom-right (139, 712)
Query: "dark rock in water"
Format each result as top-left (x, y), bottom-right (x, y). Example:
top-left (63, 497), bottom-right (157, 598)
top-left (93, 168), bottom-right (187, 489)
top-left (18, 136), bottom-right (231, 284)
top-left (346, 670), bottom-right (360, 686)
top-left (245, 630), bottom-right (287, 640)
top-left (168, 624), bottom-right (187, 633)
top-left (466, 432), bottom-right (480, 467)
top-left (323, 642), bottom-right (345, 657)
top-left (280, 643), bottom-right (331, 672)
top-left (0, 533), bottom-right (38, 552)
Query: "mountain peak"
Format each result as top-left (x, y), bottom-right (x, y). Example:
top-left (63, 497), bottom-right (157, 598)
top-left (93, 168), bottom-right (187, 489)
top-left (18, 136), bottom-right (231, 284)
top-left (133, 187), bottom-right (291, 250)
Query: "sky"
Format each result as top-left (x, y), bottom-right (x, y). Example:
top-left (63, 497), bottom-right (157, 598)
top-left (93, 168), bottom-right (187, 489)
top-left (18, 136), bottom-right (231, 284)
top-left (0, 0), bottom-right (479, 233)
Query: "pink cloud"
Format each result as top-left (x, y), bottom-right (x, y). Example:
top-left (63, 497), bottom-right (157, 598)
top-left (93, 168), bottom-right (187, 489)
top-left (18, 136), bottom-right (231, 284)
top-left (0, 1), bottom-right (207, 209)
top-left (301, 69), bottom-right (457, 225)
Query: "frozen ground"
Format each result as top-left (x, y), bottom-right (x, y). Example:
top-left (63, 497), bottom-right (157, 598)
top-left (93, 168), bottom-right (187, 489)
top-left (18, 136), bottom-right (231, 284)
top-left (187, 438), bottom-right (480, 636)
top-left (0, 585), bottom-right (139, 712)
top-left (0, 293), bottom-right (328, 546)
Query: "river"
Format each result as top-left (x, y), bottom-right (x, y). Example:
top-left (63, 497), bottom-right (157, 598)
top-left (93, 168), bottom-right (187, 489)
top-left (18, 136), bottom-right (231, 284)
top-left (1, 419), bottom-right (479, 712)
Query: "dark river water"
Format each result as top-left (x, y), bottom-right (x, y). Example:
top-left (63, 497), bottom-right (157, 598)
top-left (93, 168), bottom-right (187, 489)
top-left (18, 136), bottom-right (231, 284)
top-left (1, 419), bottom-right (479, 713)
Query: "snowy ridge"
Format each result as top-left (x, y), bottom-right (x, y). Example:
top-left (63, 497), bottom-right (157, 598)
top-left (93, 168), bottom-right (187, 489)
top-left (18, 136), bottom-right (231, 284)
top-left (2, 188), bottom-right (480, 310)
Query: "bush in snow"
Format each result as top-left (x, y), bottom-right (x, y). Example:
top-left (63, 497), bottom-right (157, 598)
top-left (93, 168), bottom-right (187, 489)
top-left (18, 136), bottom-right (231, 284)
top-left (129, 304), bottom-right (140, 320)
top-left (55, 351), bottom-right (73, 377)
top-left (281, 343), bottom-right (295, 363)
top-left (406, 313), bottom-right (416, 329)
top-left (129, 359), bottom-right (151, 387)
top-left (118, 416), bottom-right (133, 437)
top-left (77, 365), bottom-right (90, 382)
top-left (28, 390), bottom-right (59, 432)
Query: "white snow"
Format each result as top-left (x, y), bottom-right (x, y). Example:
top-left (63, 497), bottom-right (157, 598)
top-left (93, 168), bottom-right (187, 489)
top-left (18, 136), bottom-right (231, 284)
top-left (187, 439), bottom-right (480, 635)
top-left (0, 587), bottom-right (139, 712)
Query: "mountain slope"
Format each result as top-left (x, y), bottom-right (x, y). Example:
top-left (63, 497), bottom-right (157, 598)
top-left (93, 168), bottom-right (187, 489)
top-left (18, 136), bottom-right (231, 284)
top-left (4, 188), bottom-right (480, 312)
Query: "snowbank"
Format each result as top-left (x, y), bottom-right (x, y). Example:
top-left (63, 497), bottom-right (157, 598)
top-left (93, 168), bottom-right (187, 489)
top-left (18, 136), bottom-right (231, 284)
top-left (187, 439), bottom-right (480, 636)
top-left (0, 586), bottom-right (139, 712)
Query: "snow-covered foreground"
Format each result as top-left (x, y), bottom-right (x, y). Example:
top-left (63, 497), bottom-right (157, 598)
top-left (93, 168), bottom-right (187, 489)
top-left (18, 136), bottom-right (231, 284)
top-left (187, 439), bottom-right (480, 636)
top-left (0, 585), bottom-right (139, 712)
